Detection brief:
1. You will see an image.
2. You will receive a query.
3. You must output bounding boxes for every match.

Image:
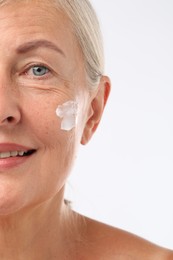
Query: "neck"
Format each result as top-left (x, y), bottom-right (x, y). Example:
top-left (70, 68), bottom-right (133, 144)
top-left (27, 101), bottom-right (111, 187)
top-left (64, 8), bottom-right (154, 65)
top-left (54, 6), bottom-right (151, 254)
top-left (0, 190), bottom-right (73, 259)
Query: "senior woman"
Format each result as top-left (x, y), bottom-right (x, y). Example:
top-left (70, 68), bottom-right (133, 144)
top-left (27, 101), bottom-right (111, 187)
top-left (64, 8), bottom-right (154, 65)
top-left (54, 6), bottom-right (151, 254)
top-left (0, 0), bottom-right (172, 259)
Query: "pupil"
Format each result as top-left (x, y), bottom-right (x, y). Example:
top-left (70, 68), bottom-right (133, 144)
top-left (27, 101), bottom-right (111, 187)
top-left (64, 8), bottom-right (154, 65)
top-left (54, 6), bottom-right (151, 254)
top-left (33, 66), bottom-right (47, 76)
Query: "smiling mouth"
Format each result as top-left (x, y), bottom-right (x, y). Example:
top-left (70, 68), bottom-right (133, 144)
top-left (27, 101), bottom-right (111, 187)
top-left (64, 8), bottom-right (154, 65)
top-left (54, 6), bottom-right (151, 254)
top-left (0, 150), bottom-right (36, 159)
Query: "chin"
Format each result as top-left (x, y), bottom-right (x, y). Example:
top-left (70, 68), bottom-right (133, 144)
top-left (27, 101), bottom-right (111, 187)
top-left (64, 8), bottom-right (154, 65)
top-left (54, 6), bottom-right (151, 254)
top-left (0, 202), bottom-right (23, 217)
top-left (0, 187), bottom-right (26, 217)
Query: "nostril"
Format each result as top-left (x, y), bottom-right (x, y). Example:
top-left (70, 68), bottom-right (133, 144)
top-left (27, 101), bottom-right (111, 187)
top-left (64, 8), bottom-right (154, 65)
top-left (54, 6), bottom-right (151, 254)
top-left (7, 116), bottom-right (14, 123)
top-left (0, 109), bottom-right (21, 125)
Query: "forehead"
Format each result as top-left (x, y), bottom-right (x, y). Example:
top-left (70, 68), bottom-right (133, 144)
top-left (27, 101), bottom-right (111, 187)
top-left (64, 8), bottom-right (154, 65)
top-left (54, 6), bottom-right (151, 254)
top-left (0, 0), bottom-right (59, 9)
top-left (0, 0), bottom-right (70, 31)
top-left (0, 0), bottom-right (81, 59)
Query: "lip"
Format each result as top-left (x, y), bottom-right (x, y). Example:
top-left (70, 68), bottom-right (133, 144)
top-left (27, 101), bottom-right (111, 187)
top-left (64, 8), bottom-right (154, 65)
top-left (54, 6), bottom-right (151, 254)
top-left (0, 143), bottom-right (35, 152)
top-left (0, 143), bottom-right (36, 171)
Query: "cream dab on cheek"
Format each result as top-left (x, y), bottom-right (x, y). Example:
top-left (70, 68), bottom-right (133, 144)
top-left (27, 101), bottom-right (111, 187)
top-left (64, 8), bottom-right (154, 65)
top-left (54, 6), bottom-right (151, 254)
top-left (56, 101), bottom-right (78, 131)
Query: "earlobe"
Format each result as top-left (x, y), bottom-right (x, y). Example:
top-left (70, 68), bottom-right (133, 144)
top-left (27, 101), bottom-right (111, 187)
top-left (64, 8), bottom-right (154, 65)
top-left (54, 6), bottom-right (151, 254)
top-left (81, 76), bottom-right (111, 145)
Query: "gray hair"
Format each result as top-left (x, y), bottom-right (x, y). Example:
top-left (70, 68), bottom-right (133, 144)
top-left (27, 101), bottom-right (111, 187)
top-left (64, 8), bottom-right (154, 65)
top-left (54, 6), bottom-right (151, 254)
top-left (55, 0), bottom-right (104, 90)
top-left (0, 0), bottom-right (104, 90)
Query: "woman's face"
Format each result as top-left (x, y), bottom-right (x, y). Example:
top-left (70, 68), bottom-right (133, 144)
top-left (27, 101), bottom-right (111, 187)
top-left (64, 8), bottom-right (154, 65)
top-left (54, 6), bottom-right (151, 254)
top-left (0, 0), bottom-right (90, 214)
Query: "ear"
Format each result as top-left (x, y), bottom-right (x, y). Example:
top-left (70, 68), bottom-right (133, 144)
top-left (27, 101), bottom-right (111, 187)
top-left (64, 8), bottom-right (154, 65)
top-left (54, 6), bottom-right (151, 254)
top-left (81, 76), bottom-right (111, 145)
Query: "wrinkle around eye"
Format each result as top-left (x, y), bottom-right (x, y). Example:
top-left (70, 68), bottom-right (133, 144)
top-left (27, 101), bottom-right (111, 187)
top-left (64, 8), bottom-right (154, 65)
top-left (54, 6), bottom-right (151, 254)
top-left (13, 52), bottom-right (75, 89)
top-left (17, 78), bottom-right (74, 96)
top-left (19, 65), bottom-right (71, 85)
top-left (17, 69), bottom-right (62, 87)
top-left (20, 85), bottom-right (77, 102)
top-left (14, 62), bottom-right (75, 91)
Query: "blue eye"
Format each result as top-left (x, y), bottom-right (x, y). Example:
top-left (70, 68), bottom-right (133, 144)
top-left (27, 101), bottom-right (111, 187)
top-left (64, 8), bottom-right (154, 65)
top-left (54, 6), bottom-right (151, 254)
top-left (32, 66), bottom-right (49, 76)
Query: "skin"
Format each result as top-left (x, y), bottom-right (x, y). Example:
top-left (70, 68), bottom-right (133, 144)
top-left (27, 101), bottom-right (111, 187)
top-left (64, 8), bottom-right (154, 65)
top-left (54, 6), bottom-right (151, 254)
top-left (0, 0), bottom-right (171, 259)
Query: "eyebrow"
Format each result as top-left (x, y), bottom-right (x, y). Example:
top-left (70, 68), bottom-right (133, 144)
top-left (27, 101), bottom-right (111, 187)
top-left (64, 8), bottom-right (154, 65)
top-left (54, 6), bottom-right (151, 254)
top-left (16, 39), bottom-right (65, 57)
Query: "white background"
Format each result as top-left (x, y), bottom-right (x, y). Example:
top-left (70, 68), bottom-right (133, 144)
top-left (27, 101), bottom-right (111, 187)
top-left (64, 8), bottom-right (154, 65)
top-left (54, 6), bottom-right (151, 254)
top-left (65, 0), bottom-right (173, 249)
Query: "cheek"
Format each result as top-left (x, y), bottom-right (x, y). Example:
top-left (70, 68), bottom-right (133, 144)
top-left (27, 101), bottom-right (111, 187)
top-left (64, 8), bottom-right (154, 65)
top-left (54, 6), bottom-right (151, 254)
top-left (24, 94), bottom-right (59, 127)
top-left (22, 90), bottom-right (86, 155)
top-left (26, 98), bottom-right (78, 152)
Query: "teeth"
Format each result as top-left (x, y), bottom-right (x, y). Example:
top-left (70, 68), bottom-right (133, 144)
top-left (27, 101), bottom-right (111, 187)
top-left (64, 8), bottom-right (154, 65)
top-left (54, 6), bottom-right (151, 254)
top-left (0, 152), bottom-right (11, 159)
top-left (10, 151), bottom-right (18, 157)
top-left (18, 151), bottom-right (24, 156)
top-left (0, 151), bottom-right (27, 159)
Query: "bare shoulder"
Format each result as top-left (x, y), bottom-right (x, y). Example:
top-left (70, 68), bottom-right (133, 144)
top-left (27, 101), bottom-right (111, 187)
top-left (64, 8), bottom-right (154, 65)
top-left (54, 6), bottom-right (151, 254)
top-left (76, 214), bottom-right (173, 260)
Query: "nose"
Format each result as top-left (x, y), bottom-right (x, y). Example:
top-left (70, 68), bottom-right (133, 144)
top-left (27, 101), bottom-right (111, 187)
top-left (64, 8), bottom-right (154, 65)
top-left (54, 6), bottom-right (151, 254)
top-left (0, 86), bottom-right (21, 128)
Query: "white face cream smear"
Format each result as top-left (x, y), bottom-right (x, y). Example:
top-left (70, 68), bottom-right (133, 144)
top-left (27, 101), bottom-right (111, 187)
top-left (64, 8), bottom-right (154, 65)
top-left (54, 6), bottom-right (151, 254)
top-left (56, 101), bottom-right (78, 131)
